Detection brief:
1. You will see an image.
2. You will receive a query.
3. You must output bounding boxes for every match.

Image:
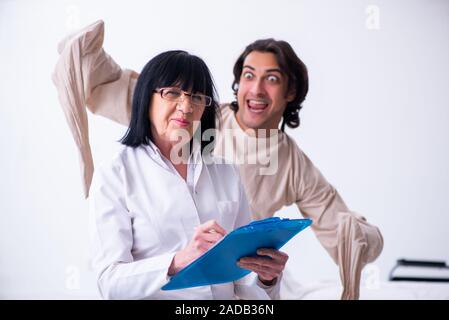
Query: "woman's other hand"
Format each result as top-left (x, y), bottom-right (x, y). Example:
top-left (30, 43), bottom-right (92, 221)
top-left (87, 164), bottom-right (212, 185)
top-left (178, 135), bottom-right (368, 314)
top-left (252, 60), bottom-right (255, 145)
top-left (238, 248), bottom-right (289, 286)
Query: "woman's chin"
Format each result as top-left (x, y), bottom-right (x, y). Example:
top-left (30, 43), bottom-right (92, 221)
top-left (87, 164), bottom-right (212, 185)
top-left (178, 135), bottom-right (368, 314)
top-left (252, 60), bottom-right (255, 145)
top-left (168, 127), bottom-right (193, 142)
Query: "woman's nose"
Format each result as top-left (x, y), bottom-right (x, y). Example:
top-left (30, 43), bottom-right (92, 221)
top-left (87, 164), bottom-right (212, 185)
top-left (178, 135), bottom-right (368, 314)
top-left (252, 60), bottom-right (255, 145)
top-left (177, 96), bottom-right (193, 113)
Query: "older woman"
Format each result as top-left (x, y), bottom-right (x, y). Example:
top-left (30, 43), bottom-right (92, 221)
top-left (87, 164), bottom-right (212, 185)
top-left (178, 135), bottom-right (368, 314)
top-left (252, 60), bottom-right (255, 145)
top-left (89, 50), bottom-right (287, 300)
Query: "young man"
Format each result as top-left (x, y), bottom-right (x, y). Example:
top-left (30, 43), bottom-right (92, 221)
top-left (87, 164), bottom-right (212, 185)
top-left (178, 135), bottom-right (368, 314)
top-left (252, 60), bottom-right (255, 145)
top-left (53, 20), bottom-right (383, 299)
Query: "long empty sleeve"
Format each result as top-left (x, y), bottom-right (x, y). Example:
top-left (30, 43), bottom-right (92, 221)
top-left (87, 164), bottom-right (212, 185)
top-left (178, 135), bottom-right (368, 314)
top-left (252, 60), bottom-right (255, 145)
top-left (52, 20), bottom-right (136, 197)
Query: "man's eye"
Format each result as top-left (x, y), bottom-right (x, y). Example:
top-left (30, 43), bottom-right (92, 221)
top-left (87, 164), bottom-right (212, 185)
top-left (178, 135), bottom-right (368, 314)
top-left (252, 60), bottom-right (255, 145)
top-left (267, 75), bottom-right (279, 82)
top-left (243, 72), bottom-right (253, 80)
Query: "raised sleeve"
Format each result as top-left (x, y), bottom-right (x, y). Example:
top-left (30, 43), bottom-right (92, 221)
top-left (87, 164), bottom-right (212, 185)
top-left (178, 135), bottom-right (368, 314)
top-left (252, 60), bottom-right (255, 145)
top-left (52, 20), bottom-right (137, 198)
top-left (292, 144), bottom-right (383, 299)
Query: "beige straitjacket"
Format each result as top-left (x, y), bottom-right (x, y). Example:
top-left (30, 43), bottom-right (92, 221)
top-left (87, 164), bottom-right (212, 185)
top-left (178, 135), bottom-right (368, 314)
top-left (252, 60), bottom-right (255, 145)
top-left (52, 20), bottom-right (383, 300)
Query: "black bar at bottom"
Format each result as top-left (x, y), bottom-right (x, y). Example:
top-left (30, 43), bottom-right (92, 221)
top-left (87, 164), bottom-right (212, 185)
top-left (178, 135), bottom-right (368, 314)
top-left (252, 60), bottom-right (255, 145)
top-left (390, 277), bottom-right (449, 282)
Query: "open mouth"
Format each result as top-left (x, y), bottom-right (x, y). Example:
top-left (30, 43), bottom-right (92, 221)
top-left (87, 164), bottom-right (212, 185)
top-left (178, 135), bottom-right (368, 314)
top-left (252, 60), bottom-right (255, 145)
top-left (247, 99), bottom-right (269, 114)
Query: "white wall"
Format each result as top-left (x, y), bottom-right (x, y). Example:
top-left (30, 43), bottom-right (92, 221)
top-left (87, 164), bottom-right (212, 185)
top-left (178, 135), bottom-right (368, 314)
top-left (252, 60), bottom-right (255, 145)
top-left (1, 0), bottom-right (448, 299)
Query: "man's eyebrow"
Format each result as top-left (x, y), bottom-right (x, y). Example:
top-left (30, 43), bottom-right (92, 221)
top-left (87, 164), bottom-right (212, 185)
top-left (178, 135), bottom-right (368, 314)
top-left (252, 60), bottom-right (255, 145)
top-left (265, 68), bottom-right (283, 74)
top-left (242, 65), bottom-right (283, 74)
top-left (242, 65), bottom-right (255, 70)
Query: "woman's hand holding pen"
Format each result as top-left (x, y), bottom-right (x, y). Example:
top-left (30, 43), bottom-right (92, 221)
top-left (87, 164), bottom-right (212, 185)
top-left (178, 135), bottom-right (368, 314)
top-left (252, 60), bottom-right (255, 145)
top-left (168, 220), bottom-right (226, 275)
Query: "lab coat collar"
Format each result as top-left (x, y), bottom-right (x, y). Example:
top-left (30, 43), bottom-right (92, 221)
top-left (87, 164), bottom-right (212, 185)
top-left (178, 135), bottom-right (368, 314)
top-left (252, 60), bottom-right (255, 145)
top-left (145, 138), bottom-right (204, 194)
top-left (146, 139), bottom-right (202, 165)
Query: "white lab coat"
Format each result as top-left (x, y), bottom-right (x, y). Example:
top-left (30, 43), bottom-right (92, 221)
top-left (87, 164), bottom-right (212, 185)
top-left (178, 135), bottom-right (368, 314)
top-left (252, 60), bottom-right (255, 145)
top-left (88, 142), bottom-right (281, 300)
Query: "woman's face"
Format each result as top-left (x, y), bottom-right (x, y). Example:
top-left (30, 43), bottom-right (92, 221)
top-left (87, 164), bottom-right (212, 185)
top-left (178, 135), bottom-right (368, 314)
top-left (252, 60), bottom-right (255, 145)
top-left (149, 86), bottom-right (206, 146)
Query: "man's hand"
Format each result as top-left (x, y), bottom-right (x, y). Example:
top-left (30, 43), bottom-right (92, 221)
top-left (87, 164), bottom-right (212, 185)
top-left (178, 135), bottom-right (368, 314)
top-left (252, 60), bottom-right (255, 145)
top-left (238, 248), bottom-right (289, 285)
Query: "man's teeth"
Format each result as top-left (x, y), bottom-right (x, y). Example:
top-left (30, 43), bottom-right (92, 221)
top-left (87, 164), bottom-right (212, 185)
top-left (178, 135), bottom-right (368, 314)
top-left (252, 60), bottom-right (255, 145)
top-left (248, 100), bottom-right (268, 105)
top-left (250, 100), bottom-right (266, 104)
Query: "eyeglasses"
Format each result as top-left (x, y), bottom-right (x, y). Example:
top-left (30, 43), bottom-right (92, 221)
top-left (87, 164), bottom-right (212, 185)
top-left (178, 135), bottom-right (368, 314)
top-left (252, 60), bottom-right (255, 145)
top-left (154, 87), bottom-right (213, 107)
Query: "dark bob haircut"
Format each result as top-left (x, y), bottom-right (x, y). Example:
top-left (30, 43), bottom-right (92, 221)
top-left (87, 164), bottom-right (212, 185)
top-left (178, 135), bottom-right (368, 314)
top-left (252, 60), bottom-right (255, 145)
top-left (230, 39), bottom-right (309, 132)
top-left (120, 50), bottom-right (219, 153)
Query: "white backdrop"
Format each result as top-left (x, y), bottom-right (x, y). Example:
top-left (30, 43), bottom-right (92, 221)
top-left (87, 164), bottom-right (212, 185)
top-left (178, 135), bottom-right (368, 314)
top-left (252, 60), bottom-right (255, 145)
top-left (1, 0), bottom-right (448, 299)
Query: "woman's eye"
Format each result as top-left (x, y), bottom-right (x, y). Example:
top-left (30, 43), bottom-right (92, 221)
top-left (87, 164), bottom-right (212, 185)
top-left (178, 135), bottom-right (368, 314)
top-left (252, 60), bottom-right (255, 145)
top-left (192, 95), bottom-right (203, 103)
top-left (243, 72), bottom-right (253, 80)
top-left (165, 90), bottom-right (181, 98)
top-left (267, 75), bottom-right (279, 82)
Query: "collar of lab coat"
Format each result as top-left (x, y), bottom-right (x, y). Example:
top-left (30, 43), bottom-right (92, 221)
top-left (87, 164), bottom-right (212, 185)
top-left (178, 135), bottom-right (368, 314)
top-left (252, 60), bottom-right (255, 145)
top-left (146, 138), bottom-right (202, 164)
top-left (145, 138), bottom-right (203, 193)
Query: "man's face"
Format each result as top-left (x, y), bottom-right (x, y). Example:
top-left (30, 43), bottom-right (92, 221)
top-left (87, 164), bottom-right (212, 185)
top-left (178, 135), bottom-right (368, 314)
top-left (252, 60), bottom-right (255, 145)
top-left (236, 51), bottom-right (295, 132)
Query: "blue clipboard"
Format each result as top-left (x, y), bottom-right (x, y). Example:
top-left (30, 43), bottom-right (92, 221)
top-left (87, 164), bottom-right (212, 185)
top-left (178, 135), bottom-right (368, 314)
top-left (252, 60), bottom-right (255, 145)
top-left (161, 217), bottom-right (312, 290)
